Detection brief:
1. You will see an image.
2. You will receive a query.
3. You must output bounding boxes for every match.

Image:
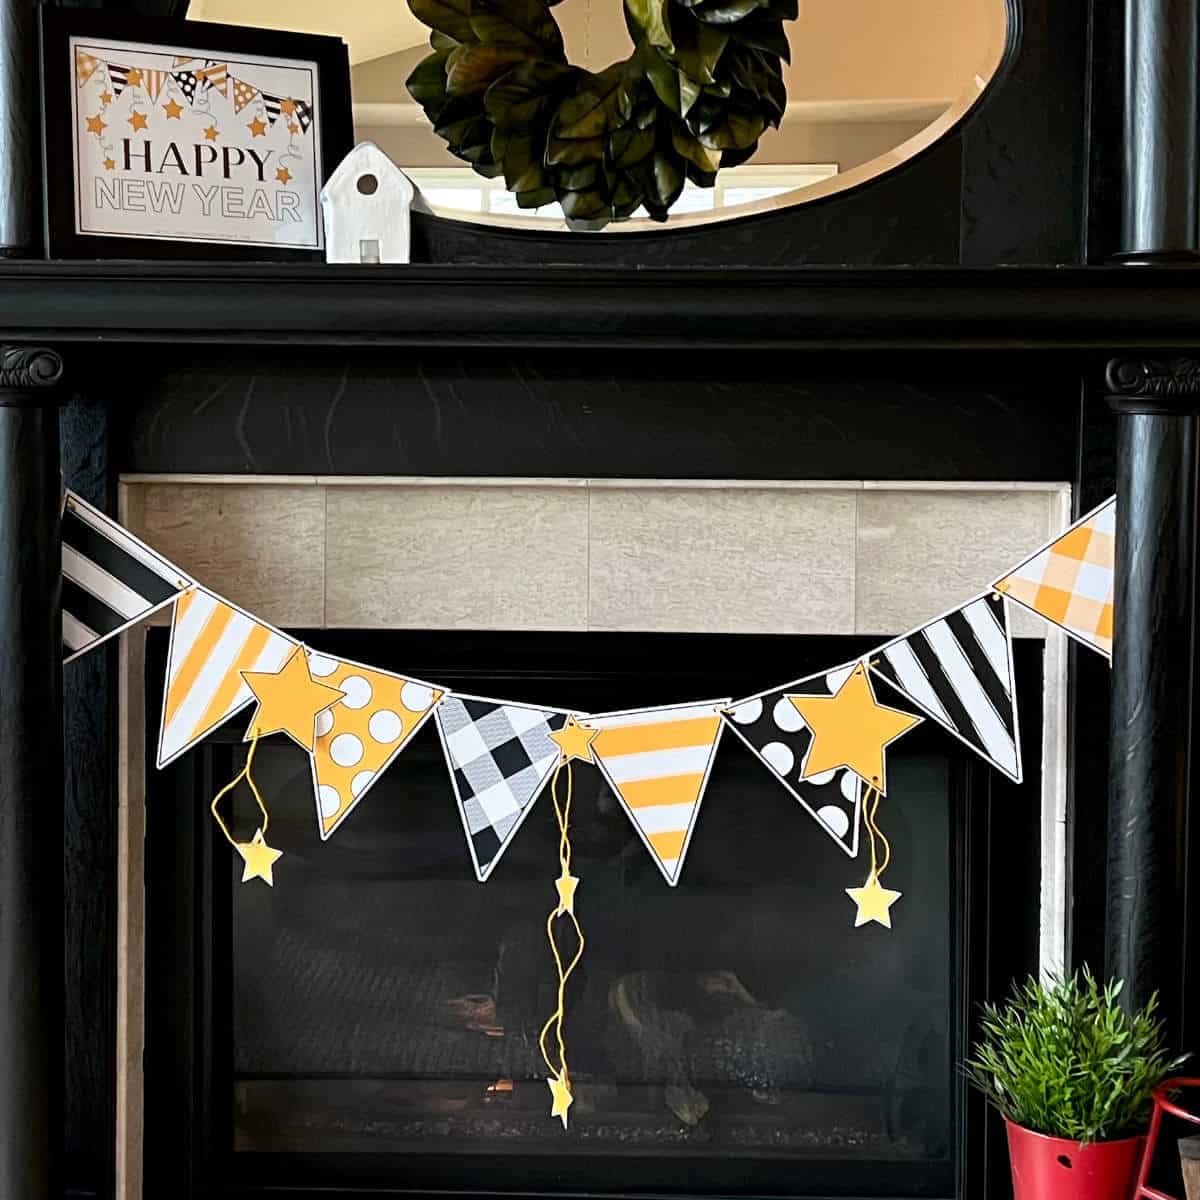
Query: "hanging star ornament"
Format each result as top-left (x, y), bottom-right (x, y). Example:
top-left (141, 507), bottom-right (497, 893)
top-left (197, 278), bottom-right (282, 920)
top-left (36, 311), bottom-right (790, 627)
top-left (555, 870), bottom-right (579, 915)
top-left (127, 110), bottom-right (148, 131)
top-left (276, 166), bottom-right (292, 185)
top-left (163, 98), bottom-right (183, 119)
top-left (846, 873), bottom-right (902, 929)
top-left (85, 114), bottom-right (106, 136)
top-left (549, 715), bottom-right (597, 764)
top-left (787, 663), bottom-right (921, 793)
top-left (247, 116), bottom-right (267, 137)
top-left (242, 647), bottom-right (346, 752)
top-left (547, 1073), bottom-right (573, 1128)
top-left (236, 828), bottom-right (283, 886)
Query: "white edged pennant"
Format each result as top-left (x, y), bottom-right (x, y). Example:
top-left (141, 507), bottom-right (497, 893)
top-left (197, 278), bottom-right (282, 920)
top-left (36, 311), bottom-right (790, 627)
top-left (584, 699), bottom-right (729, 886)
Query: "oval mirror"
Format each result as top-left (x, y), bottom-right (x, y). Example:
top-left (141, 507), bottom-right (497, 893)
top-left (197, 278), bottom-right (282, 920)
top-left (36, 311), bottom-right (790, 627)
top-left (188, 0), bottom-right (1010, 231)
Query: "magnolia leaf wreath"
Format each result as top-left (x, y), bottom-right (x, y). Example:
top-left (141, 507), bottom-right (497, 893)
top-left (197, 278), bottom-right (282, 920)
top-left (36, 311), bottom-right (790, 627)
top-left (404, 0), bottom-right (795, 227)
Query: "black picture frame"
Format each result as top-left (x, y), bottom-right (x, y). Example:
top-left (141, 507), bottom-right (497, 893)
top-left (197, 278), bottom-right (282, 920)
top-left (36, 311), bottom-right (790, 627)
top-left (39, 7), bottom-right (353, 261)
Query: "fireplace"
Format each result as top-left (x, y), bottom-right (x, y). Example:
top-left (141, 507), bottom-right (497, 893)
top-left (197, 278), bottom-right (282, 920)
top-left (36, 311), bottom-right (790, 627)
top-left (142, 624), bottom-right (1046, 1199)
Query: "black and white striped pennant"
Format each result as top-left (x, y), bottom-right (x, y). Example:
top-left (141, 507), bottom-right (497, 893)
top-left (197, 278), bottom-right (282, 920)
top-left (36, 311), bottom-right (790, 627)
top-left (107, 64), bottom-right (129, 97)
top-left (62, 491), bottom-right (192, 663)
top-left (868, 592), bottom-right (1022, 783)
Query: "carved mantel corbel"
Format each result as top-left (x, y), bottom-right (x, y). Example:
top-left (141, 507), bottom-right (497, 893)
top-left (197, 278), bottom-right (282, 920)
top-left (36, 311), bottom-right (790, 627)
top-left (0, 346), bottom-right (65, 402)
top-left (1106, 355), bottom-right (1200, 413)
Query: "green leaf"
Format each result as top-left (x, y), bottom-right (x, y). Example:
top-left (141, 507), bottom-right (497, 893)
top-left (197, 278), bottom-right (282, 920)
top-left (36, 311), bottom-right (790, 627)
top-left (406, 49), bottom-right (452, 109)
top-left (672, 22), bottom-right (728, 84)
top-left (691, 0), bottom-right (767, 24)
top-left (408, 0), bottom-right (475, 45)
top-left (446, 44), bottom-right (527, 95)
top-left (484, 61), bottom-right (575, 128)
top-left (671, 123), bottom-right (721, 171)
top-left (470, 0), bottom-right (565, 56)
top-left (727, 16), bottom-right (791, 61)
top-left (609, 125), bottom-right (655, 167)
top-left (547, 132), bottom-right (605, 165)
top-left (552, 64), bottom-right (625, 138)
top-left (624, 0), bottom-right (674, 51)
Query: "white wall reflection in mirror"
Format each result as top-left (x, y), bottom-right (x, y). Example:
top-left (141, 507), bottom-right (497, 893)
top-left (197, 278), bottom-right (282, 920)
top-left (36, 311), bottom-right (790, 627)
top-left (187, 0), bottom-right (1009, 231)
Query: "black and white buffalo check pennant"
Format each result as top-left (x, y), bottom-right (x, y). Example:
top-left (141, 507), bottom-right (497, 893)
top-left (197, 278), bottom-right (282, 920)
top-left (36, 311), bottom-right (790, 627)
top-left (434, 694), bottom-right (570, 882)
top-left (62, 491), bottom-right (192, 662)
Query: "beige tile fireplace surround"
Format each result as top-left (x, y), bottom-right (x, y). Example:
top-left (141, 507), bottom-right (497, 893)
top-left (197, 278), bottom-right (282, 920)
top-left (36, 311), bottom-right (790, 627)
top-left (114, 475), bottom-right (1071, 1199)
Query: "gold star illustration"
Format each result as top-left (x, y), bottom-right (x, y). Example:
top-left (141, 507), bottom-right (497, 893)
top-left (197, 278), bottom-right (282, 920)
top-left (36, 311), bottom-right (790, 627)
top-left (241, 647), bottom-right (345, 752)
top-left (100, 90), bottom-right (113, 107)
top-left (787, 665), bottom-right (921, 793)
top-left (846, 874), bottom-right (902, 929)
top-left (127, 110), bottom-right (148, 131)
top-left (549, 716), bottom-right (597, 764)
top-left (280, 97), bottom-right (297, 115)
top-left (203, 124), bottom-right (219, 142)
top-left (103, 158), bottom-right (116, 171)
top-left (547, 1073), bottom-right (573, 1128)
top-left (275, 166), bottom-right (292, 185)
top-left (247, 116), bottom-right (267, 137)
top-left (125, 67), bottom-right (143, 88)
top-left (85, 114), bottom-right (107, 136)
top-left (163, 98), bottom-right (183, 119)
top-left (288, 121), bottom-right (300, 135)
top-left (554, 870), bottom-right (579, 915)
top-left (236, 828), bottom-right (283, 886)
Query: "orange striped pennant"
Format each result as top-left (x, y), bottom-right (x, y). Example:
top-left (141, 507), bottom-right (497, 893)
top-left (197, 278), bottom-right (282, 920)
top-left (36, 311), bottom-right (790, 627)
top-left (585, 700), bottom-right (728, 885)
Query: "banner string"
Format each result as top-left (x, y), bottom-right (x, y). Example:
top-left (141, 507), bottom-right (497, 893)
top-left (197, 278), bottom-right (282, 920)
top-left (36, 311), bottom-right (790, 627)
top-left (862, 784), bottom-right (891, 884)
top-left (210, 727), bottom-right (267, 848)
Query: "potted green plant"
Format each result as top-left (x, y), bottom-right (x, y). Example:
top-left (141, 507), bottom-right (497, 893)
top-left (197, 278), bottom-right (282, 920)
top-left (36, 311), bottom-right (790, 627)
top-left (967, 969), bottom-right (1185, 1200)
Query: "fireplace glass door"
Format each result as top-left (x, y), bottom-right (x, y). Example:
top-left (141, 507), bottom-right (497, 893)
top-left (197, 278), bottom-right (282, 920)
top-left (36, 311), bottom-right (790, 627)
top-left (144, 629), bottom-right (1043, 1199)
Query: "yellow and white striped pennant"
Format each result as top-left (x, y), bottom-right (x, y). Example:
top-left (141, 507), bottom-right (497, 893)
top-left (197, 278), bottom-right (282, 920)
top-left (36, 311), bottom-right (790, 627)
top-left (157, 586), bottom-right (297, 768)
top-left (586, 699), bottom-right (729, 886)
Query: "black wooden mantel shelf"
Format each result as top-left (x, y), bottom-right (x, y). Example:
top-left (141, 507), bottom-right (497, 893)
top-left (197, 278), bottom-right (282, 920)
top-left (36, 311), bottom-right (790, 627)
top-left (4, 262), bottom-right (1200, 349)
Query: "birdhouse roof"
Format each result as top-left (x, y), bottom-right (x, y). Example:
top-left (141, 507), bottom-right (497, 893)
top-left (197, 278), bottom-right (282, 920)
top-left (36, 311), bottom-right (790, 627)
top-left (322, 142), bottom-right (415, 200)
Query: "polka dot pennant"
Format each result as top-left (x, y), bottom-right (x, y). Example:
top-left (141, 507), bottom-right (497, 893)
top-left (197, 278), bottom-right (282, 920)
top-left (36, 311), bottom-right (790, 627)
top-left (721, 660), bottom-right (866, 858)
top-left (306, 652), bottom-right (444, 839)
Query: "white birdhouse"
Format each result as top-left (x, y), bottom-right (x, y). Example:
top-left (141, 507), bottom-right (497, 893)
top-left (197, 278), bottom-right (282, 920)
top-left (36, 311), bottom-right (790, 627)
top-left (321, 142), bottom-right (415, 265)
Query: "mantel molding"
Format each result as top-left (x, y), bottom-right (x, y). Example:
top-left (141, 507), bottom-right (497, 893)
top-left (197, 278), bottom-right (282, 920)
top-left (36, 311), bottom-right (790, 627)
top-left (2, 263), bottom-right (1200, 351)
top-left (1106, 355), bottom-right (1200, 414)
top-left (0, 345), bottom-right (65, 405)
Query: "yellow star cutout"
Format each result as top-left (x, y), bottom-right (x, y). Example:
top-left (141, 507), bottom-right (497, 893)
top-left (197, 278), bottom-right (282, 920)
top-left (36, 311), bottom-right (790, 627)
top-left (275, 166), bottom-right (292, 185)
top-left (103, 158), bottom-right (116, 171)
top-left (288, 121), bottom-right (300, 135)
top-left (100, 91), bottom-right (113, 107)
top-left (787, 665), bottom-right (921, 793)
top-left (549, 716), bottom-right (597, 764)
top-left (280, 97), bottom-right (297, 115)
top-left (846, 873), bottom-right (902, 929)
top-left (125, 68), bottom-right (143, 88)
top-left (203, 124), bottom-right (219, 142)
top-left (163, 98), bottom-right (183, 119)
top-left (85, 114), bottom-right (106, 136)
top-left (236, 828), bottom-right (283, 886)
top-left (127, 110), bottom-right (148, 131)
top-left (242, 647), bottom-right (345, 752)
top-left (247, 116), bottom-right (267, 137)
top-left (547, 1073), bottom-right (573, 1128)
top-left (554, 870), bottom-right (579, 915)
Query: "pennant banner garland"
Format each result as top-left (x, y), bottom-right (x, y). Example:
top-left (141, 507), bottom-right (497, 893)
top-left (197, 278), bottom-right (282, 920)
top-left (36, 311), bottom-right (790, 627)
top-left (62, 490), bottom-right (192, 662)
top-left (436, 696), bottom-right (570, 882)
top-left (586, 700), bottom-right (728, 885)
top-left (994, 496), bottom-right (1115, 658)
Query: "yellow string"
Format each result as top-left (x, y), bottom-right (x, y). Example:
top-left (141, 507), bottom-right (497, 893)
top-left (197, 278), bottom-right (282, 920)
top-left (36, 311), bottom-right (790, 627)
top-left (862, 783), bottom-right (892, 883)
top-left (209, 728), bottom-right (267, 848)
top-left (538, 758), bottom-right (585, 1089)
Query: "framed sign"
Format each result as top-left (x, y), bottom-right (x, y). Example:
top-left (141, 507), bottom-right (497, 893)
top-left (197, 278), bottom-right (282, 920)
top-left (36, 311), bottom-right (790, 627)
top-left (39, 9), bottom-right (352, 259)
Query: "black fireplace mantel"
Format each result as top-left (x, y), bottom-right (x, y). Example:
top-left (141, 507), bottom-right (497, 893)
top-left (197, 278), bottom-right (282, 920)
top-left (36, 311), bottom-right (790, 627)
top-left (4, 261), bottom-right (1200, 351)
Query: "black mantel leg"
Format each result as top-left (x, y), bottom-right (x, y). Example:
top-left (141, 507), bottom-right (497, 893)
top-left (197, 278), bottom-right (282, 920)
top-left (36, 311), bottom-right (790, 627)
top-left (0, 349), bottom-right (65, 1200)
top-left (1105, 360), bottom-right (1200, 1046)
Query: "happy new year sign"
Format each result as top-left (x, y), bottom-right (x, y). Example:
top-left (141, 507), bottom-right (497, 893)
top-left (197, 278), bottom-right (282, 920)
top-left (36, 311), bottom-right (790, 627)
top-left (67, 33), bottom-right (329, 251)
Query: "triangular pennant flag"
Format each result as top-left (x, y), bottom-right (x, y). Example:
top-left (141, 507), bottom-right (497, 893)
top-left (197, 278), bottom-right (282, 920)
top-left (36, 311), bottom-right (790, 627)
top-left (173, 70), bottom-right (198, 105)
top-left (76, 49), bottom-right (101, 87)
top-left (232, 78), bottom-right (258, 113)
top-left (261, 93), bottom-right (282, 124)
top-left (142, 69), bottom-right (168, 101)
top-left (172, 55), bottom-right (198, 67)
top-left (994, 496), bottom-right (1115, 658)
top-left (435, 695), bottom-right (570, 881)
top-left (586, 699), bottom-right (728, 886)
top-left (293, 98), bottom-right (313, 133)
top-left (195, 62), bottom-right (229, 97)
top-left (156, 587), bottom-right (296, 768)
top-left (723, 662), bottom-right (865, 857)
top-left (305, 652), bottom-right (443, 838)
top-left (62, 491), bottom-right (193, 663)
top-left (107, 64), bottom-right (129, 97)
top-left (869, 592), bottom-right (1023, 783)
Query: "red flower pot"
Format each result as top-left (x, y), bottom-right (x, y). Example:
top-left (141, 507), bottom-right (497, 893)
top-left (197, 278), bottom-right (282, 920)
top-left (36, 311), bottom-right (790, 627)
top-left (1006, 1119), bottom-right (1145, 1200)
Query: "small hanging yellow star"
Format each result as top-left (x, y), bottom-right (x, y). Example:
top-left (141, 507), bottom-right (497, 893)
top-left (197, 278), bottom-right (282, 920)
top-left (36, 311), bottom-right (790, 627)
top-left (554, 870), bottom-right (579, 915)
top-left (846, 873), bottom-right (902, 929)
top-left (99, 90), bottom-right (113, 107)
top-left (549, 716), bottom-right (597, 764)
top-left (242, 647), bottom-right (346, 752)
top-left (280, 97), bottom-right (297, 115)
top-left (203, 124), bottom-right (220, 142)
top-left (125, 67), bottom-right (144, 88)
top-left (127, 110), bottom-right (148, 131)
top-left (275, 166), bottom-right (292, 185)
top-left (287, 121), bottom-right (300, 135)
top-left (163, 98), bottom-right (183, 119)
top-left (103, 158), bottom-right (116, 171)
top-left (547, 1073), bottom-right (573, 1128)
top-left (236, 828), bottom-right (283, 886)
top-left (247, 116), bottom-right (267, 137)
top-left (85, 114), bottom-right (107, 136)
